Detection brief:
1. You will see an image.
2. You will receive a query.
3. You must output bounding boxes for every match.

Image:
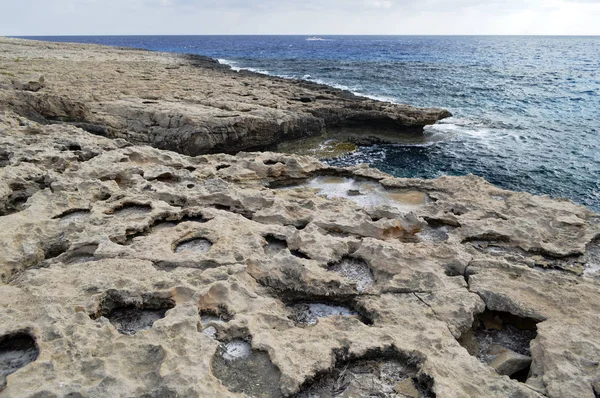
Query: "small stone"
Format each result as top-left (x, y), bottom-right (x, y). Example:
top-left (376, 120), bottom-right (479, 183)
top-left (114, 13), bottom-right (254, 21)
top-left (487, 344), bottom-right (532, 377)
top-left (394, 378), bottom-right (420, 398)
top-left (202, 326), bottom-right (217, 340)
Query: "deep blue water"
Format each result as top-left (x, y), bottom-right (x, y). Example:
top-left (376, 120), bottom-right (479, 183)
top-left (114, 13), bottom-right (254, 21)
top-left (21, 36), bottom-right (600, 211)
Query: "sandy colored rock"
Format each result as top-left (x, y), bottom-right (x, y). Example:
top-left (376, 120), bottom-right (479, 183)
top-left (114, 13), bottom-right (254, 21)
top-left (395, 378), bottom-right (421, 397)
top-left (0, 38), bottom-right (599, 398)
top-left (488, 345), bottom-right (532, 377)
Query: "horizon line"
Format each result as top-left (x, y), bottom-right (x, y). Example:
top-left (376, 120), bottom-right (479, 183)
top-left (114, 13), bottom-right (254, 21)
top-left (6, 34), bottom-right (600, 37)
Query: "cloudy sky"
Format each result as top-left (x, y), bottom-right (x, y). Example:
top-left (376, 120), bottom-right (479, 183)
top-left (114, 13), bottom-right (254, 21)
top-left (1, 0), bottom-right (599, 36)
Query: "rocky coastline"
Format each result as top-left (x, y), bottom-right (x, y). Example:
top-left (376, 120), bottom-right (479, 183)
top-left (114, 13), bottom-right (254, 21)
top-left (0, 38), bottom-right (599, 398)
top-left (0, 37), bottom-right (450, 156)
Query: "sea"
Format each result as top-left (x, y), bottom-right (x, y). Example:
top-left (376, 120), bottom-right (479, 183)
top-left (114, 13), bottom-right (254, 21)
top-left (20, 36), bottom-right (600, 211)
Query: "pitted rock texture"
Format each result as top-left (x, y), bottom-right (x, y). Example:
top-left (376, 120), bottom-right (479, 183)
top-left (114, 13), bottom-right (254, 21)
top-left (0, 110), bottom-right (599, 398)
top-left (0, 37), bottom-right (450, 157)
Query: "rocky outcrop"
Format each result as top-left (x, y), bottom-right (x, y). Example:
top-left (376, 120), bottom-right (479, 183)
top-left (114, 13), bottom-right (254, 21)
top-left (0, 109), bottom-right (599, 397)
top-left (0, 37), bottom-right (450, 156)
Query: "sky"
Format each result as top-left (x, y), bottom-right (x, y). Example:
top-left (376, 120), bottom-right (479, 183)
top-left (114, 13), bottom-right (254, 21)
top-left (1, 0), bottom-right (600, 36)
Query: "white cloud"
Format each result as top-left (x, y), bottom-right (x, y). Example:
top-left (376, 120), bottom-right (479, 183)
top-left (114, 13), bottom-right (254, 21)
top-left (0, 0), bottom-right (599, 35)
top-left (367, 0), bottom-right (393, 9)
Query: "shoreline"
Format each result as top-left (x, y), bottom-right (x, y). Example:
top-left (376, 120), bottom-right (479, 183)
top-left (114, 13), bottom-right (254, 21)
top-left (0, 37), bottom-right (451, 157)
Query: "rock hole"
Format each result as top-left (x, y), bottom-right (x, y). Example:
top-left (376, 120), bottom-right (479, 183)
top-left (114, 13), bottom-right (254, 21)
top-left (462, 233), bottom-right (512, 245)
top-left (92, 291), bottom-right (175, 335)
top-left (0, 332), bottom-right (39, 387)
top-left (291, 250), bottom-right (311, 259)
top-left (294, 221), bottom-right (310, 231)
top-left (583, 238), bottom-right (600, 276)
top-left (153, 172), bottom-right (180, 183)
top-left (457, 310), bottom-right (539, 382)
top-left (296, 347), bottom-right (435, 397)
top-left (415, 219), bottom-right (460, 242)
top-left (184, 166), bottom-right (196, 172)
top-left (0, 151), bottom-right (11, 168)
top-left (211, 339), bottom-right (282, 398)
top-left (109, 203), bottom-right (153, 218)
top-left (53, 208), bottom-right (91, 224)
top-left (200, 307), bottom-right (234, 325)
top-left (328, 256), bottom-right (375, 292)
top-left (44, 240), bottom-right (70, 260)
top-left (63, 244), bottom-right (98, 264)
top-left (67, 144), bottom-right (82, 151)
top-left (263, 159), bottom-right (282, 166)
top-left (288, 302), bottom-right (370, 326)
top-left (0, 191), bottom-right (31, 215)
top-left (449, 207), bottom-right (467, 216)
top-left (263, 235), bottom-right (288, 256)
top-left (186, 184), bottom-right (195, 189)
top-left (178, 213), bottom-right (208, 224)
top-left (174, 238), bottom-right (212, 254)
top-left (216, 164), bottom-right (231, 171)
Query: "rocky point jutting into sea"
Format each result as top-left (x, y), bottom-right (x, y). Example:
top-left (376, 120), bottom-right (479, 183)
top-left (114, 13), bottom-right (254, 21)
top-left (0, 37), bottom-right (599, 398)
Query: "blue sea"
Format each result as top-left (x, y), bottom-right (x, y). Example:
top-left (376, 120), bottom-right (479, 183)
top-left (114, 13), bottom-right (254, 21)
top-left (21, 36), bottom-right (600, 211)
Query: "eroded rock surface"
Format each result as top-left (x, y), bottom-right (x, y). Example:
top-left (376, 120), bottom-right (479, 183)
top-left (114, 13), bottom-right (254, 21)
top-left (0, 107), bottom-right (599, 398)
top-left (0, 37), bottom-right (450, 157)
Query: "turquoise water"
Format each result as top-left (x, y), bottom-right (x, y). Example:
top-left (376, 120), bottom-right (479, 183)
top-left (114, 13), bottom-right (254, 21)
top-left (22, 36), bottom-right (600, 210)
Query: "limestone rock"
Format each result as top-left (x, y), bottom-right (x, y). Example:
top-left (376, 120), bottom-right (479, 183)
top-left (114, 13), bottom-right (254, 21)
top-left (395, 378), bottom-right (421, 397)
top-left (487, 344), bottom-right (532, 377)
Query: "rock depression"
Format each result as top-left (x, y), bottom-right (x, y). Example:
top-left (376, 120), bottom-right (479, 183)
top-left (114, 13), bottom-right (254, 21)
top-left (0, 38), bottom-right (599, 398)
top-left (0, 37), bottom-right (450, 156)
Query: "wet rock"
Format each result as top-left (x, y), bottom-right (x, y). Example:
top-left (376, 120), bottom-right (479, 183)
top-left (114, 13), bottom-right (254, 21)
top-left (291, 176), bottom-right (429, 213)
top-left (110, 203), bottom-right (153, 218)
top-left (107, 307), bottom-right (170, 335)
top-left (92, 291), bottom-right (175, 335)
top-left (289, 302), bottom-right (363, 326)
top-left (55, 209), bottom-right (91, 224)
top-left (328, 257), bottom-right (374, 292)
top-left (174, 238), bottom-right (212, 254)
top-left (296, 352), bottom-right (435, 398)
top-left (211, 340), bottom-right (282, 398)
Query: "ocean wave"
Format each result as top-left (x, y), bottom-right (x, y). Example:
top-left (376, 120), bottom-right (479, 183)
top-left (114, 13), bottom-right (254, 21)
top-left (217, 59), bottom-right (273, 75)
top-left (306, 37), bottom-right (333, 42)
top-left (217, 59), bottom-right (241, 72)
top-left (218, 59), bottom-right (405, 106)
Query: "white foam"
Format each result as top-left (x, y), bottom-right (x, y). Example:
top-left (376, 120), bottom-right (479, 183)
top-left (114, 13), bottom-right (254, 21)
top-left (217, 58), bottom-right (241, 72)
top-left (306, 37), bottom-right (333, 41)
top-left (425, 117), bottom-right (492, 138)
